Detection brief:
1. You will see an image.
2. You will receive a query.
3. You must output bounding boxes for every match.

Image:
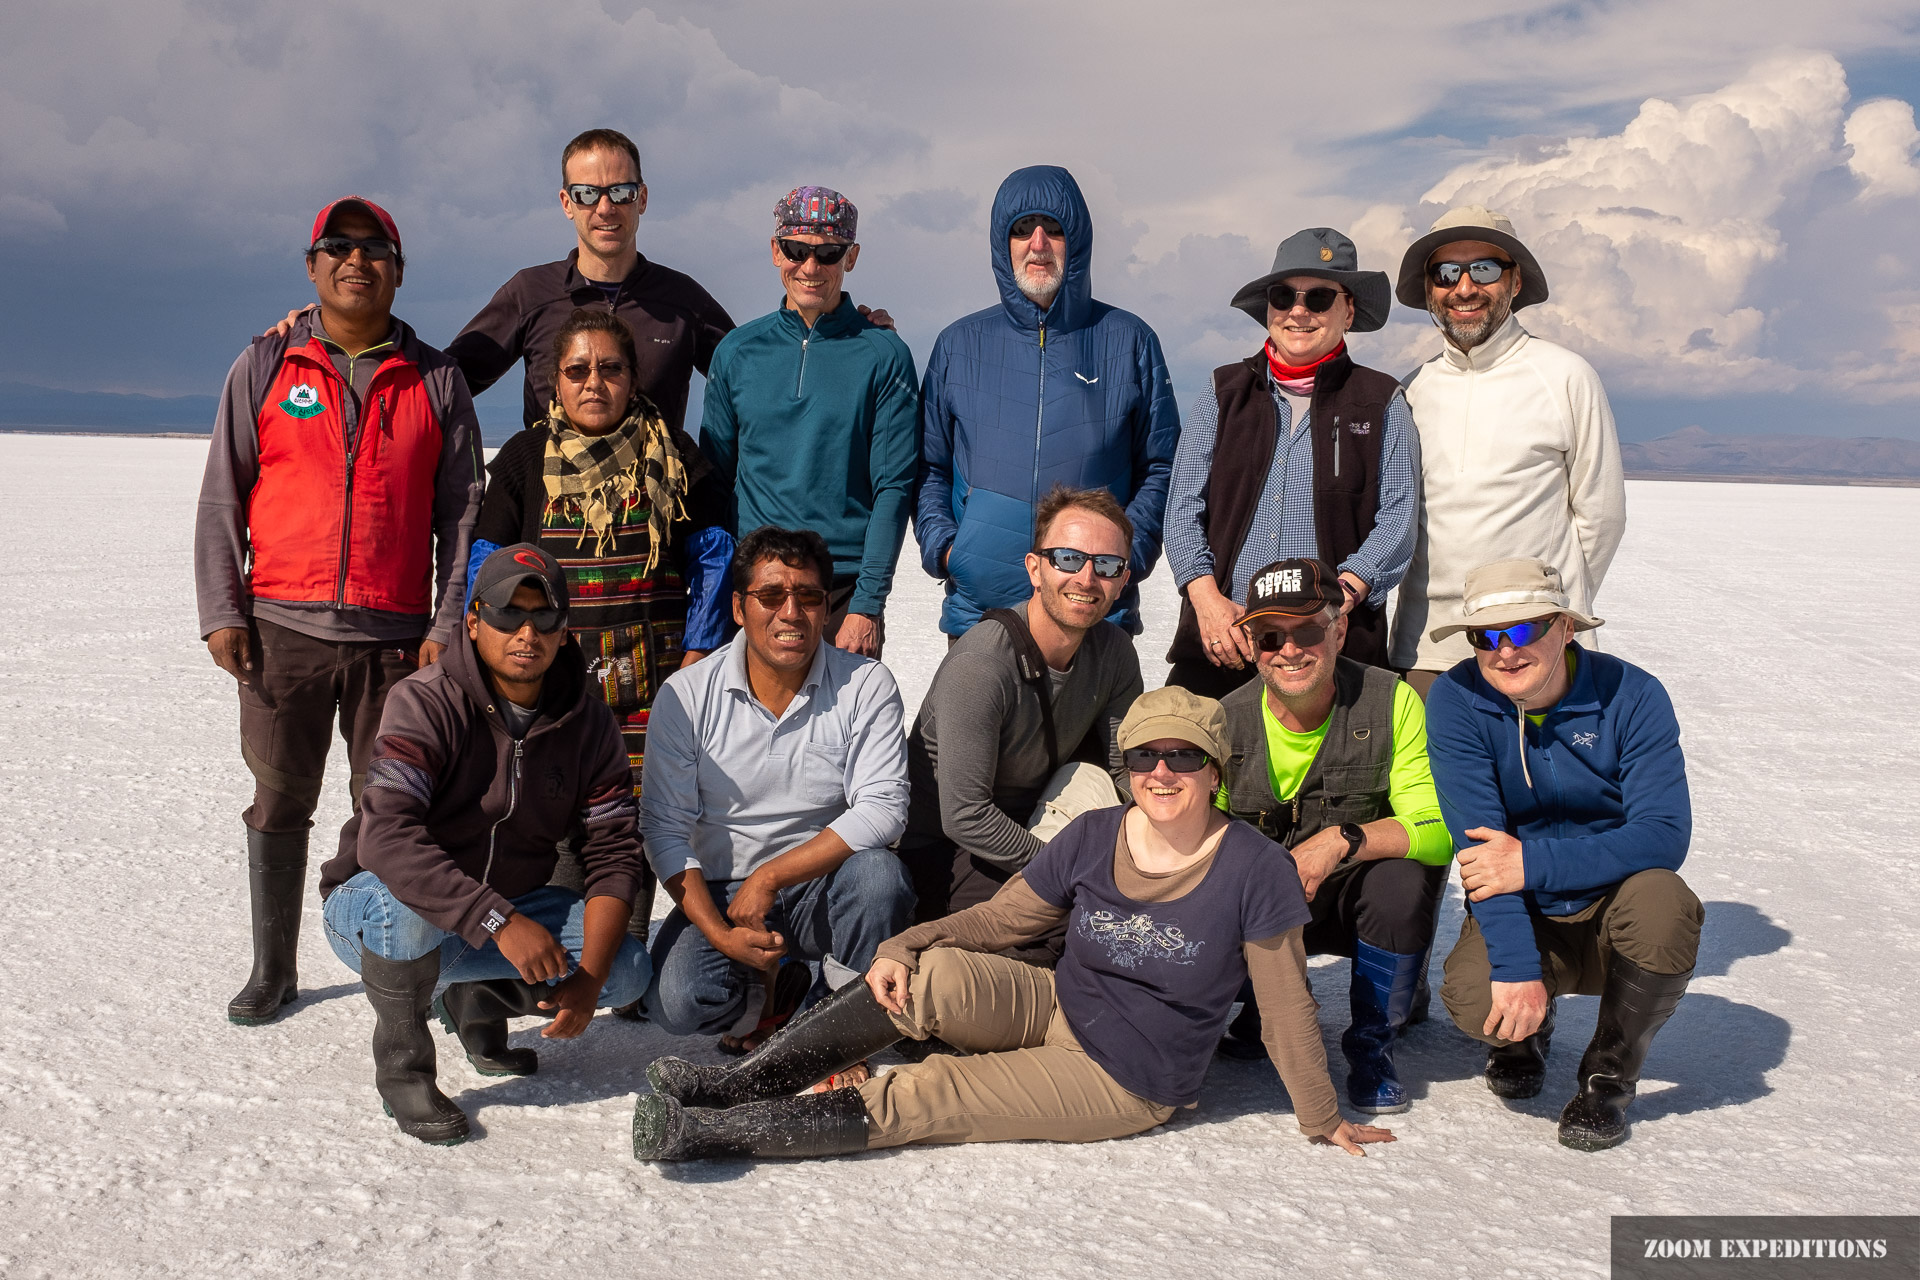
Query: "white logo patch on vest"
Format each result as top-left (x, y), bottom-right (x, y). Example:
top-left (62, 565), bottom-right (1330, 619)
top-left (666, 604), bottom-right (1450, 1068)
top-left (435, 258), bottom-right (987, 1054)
top-left (279, 383), bottom-right (325, 419)
top-left (1256, 567), bottom-right (1303, 597)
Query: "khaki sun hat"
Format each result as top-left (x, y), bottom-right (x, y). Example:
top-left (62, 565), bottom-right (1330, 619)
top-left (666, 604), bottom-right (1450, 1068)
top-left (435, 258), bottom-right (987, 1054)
top-left (1118, 685), bottom-right (1227, 760)
top-left (1394, 205), bottom-right (1549, 312)
top-left (1427, 557), bottom-right (1601, 642)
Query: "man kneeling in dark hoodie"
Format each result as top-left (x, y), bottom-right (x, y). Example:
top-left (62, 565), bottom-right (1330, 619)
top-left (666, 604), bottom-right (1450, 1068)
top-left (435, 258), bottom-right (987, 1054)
top-left (319, 543), bottom-right (652, 1144)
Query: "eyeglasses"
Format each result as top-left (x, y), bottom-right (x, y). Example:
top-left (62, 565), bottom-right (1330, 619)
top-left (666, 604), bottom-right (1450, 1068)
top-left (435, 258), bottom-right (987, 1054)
top-left (1124, 746), bottom-right (1212, 774)
top-left (777, 239), bottom-right (853, 265)
top-left (741, 585), bottom-right (829, 610)
top-left (559, 359), bottom-right (630, 383)
top-left (476, 602), bottom-right (566, 635)
top-left (1037, 547), bottom-right (1127, 579)
top-left (1009, 214), bottom-right (1064, 240)
top-left (566, 182), bottom-right (642, 207)
top-left (1251, 622), bottom-right (1329, 651)
top-left (1267, 284), bottom-right (1345, 314)
top-left (312, 236), bottom-right (399, 262)
top-left (1429, 258), bottom-right (1514, 289)
top-left (1465, 617), bottom-right (1560, 651)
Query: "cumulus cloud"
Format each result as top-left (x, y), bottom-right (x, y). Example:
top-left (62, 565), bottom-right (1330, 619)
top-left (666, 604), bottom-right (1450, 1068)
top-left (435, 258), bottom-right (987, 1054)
top-left (1845, 98), bottom-right (1920, 199)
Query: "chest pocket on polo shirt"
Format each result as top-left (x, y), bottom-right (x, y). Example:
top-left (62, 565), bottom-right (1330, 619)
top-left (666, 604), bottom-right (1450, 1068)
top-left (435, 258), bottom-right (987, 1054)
top-left (799, 741), bottom-right (850, 807)
top-left (1315, 761), bottom-right (1391, 827)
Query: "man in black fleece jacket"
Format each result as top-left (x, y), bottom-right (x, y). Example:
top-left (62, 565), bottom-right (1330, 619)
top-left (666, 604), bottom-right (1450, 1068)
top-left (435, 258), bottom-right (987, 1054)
top-left (319, 544), bottom-right (650, 1144)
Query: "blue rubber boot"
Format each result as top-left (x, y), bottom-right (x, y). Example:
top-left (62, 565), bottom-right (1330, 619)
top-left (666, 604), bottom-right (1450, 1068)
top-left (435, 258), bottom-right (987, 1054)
top-left (1341, 941), bottom-right (1423, 1114)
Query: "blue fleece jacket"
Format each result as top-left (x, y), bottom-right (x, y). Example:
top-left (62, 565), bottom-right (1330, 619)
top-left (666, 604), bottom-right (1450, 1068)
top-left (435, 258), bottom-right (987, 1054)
top-left (1425, 649), bottom-right (1692, 982)
top-left (914, 165), bottom-right (1179, 637)
top-left (699, 295), bottom-right (920, 617)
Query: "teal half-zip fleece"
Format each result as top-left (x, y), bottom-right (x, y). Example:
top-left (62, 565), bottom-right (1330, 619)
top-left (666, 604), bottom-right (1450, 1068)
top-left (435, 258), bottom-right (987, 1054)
top-left (698, 294), bottom-right (920, 616)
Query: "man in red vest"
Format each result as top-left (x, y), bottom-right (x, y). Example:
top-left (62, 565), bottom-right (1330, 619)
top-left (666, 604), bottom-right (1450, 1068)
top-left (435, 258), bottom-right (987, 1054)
top-left (195, 196), bottom-right (484, 1027)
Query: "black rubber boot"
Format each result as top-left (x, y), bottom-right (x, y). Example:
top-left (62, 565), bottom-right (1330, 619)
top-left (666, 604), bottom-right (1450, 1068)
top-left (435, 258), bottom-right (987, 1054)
top-left (1558, 959), bottom-right (1692, 1151)
top-left (633, 1087), bottom-right (870, 1161)
top-left (360, 949), bottom-right (469, 1145)
top-left (647, 978), bottom-right (902, 1109)
top-left (1486, 998), bottom-right (1556, 1099)
top-left (228, 828), bottom-right (308, 1025)
top-left (1217, 996), bottom-right (1268, 1061)
top-left (434, 979), bottom-right (548, 1076)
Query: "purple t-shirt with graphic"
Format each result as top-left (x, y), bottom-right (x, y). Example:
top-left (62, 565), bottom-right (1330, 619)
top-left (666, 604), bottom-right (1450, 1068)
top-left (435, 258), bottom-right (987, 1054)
top-left (1023, 805), bottom-right (1310, 1108)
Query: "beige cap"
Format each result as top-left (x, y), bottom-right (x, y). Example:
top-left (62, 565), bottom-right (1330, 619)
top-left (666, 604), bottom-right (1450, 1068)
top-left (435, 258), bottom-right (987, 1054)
top-left (1427, 557), bottom-right (1602, 641)
top-left (1394, 204), bottom-right (1549, 311)
top-left (1118, 685), bottom-right (1228, 760)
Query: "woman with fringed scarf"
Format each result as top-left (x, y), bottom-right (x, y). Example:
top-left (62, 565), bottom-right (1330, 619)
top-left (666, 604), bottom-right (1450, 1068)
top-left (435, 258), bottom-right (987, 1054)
top-left (469, 308), bottom-right (734, 965)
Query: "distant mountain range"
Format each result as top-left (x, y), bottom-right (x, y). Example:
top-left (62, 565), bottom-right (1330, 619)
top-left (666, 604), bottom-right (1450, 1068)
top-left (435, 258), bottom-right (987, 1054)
top-left (1621, 425), bottom-right (1920, 483)
top-left (0, 380), bottom-right (218, 431)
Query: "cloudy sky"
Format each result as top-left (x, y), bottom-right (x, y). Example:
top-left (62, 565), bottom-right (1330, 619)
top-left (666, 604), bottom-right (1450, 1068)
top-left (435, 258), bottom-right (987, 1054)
top-left (5, 0), bottom-right (1920, 438)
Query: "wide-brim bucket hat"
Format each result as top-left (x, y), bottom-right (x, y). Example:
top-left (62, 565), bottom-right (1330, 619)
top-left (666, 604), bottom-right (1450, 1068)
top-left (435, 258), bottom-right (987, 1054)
top-left (1396, 205), bottom-right (1549, 311)
top-left (1428, 557), bottom-right (1600, 641)
top-left (1231, 227), bottom-right (1392, 332)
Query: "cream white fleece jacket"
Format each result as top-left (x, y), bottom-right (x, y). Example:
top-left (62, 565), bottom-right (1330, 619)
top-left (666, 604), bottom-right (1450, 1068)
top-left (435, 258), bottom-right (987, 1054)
top-left (1391, 316), bottom-right (1626, 671)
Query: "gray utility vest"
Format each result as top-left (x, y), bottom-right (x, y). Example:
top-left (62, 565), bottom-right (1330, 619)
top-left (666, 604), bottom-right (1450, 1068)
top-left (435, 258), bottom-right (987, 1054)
top-left (1219, 657), bottom-right (1398, 846)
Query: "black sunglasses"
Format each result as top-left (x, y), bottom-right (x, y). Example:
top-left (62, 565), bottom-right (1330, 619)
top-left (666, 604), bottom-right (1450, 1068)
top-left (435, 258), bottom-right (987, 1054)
top-left (777, 239), bottom-right (853, 265)
top-left (1429, 258), bottom-right (1514, 288)
top-left (741, 585), bottom-right (829, 610)
top-left (1465, 617), bottom-right (1560, 651)
top-left (476, 601), bottom-right (566, 635)
top-left (1267, 284), bottom-right (1345, 314)
top-left (1009, 213), bottom-right (1064, 239)
top-left (1124, 747), bottom-right (1212, 774)
top-left (566, 182), bottom-right (641, 207)
top-left (312, 236), bottom-right (399, 262)
top-left (1251, 622), bottom-right (1329, 651)
top-left (559, 359), bottom-right (630, 383)
top-left (1037, 547), bottom-right (1127, 580)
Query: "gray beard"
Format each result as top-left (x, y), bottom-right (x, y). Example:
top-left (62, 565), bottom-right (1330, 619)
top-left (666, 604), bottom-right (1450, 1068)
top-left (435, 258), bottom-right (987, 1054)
top-left (1428, 291), bottom-right (1514, 351)
top-left (1017, 266), bottom-right (1062, 309)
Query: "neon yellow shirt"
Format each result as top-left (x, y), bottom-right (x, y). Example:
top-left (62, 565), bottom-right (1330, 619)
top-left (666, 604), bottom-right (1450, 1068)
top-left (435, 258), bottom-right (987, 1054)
top-left (1216, 681), bottom-right (1454, 866)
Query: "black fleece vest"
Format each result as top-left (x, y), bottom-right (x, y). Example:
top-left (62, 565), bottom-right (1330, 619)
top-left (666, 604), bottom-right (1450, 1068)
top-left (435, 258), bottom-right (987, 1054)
top-left (1218, 657), bottom-right (1398, 846)
top-left (1168, 351), bottom-right (1398, 668)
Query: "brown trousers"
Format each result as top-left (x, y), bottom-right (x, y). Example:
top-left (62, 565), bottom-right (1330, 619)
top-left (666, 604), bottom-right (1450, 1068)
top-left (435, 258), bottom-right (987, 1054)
top-left (1441, 869), bottom-right (1704, 1046)
top-left (237, 617), bottom-right (420, 860)
top-left (858, 948), bottom-right (1175, 1148)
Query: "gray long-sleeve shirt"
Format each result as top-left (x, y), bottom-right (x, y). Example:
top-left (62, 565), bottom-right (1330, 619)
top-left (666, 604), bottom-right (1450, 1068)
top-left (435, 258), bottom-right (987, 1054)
top-left (193, 313), bottom-right (483, 645)
top-left (902, 602), bottom-right (1142, 871)
top-left (640, 636), bottom-right (909, 885)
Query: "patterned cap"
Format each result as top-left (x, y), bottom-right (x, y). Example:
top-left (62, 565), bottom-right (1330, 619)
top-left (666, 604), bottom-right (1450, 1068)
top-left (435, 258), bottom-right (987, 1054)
top-left (775, 185), bottom-right (857, 242)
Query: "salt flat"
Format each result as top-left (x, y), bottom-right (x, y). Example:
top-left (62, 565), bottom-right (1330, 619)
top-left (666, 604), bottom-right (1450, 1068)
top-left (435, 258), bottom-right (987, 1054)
top-left (1, 434), bottom-right (1915, 1279)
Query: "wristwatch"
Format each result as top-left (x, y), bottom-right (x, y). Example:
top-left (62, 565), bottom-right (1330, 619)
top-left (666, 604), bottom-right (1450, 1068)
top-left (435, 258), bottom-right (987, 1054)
top-left (1338, 822), bottom-right (1366, 861)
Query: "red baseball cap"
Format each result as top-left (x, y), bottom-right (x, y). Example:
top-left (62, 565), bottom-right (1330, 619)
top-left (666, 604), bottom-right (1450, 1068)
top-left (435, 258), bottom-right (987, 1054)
top-left (309, 196), bottom-right (403, 256)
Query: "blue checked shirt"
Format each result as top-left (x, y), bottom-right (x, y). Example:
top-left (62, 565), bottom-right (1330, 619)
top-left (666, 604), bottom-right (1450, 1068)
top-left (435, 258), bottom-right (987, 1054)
top-left (1165, 373), bottom-right (1418, 609)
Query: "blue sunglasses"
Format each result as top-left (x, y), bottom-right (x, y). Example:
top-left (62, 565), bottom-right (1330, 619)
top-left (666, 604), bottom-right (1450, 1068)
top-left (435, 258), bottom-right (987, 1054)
top-left (1465, 617), bottom-right (1561, 651)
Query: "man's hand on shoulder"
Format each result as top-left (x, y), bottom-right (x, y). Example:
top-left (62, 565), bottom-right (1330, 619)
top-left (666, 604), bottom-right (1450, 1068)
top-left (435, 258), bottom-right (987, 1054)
top-left (856, 305), bottom-right (895, 332)
top-left (263, 304), bottom-right (317, 339)
top-left (417, 639), bottom-right (445, 668)
top-left (494, 912), bottom-right (570, 984)
top-left (832, 612), bottom-right (881, 657)
top-left (1459, 827), bottom-right (1525, 901)
top-left (207, 627), bottom-right (254, 685)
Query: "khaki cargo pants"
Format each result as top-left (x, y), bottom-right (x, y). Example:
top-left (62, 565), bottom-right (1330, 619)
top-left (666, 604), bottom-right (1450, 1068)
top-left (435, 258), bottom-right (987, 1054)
top-left (858, 947), bottom-right (1176, 1148)
top-left (1441, 868), bottom-right (1704, 1047)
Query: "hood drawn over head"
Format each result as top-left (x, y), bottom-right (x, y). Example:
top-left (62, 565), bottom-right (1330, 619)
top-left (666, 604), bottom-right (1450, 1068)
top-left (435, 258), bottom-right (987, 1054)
top-left (990, 165), bottom-right (1094, 333)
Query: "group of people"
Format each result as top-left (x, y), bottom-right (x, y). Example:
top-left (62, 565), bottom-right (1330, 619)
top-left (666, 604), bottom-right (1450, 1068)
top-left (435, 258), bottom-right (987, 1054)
top-left (194, 126), bottom-right (1703, 1163)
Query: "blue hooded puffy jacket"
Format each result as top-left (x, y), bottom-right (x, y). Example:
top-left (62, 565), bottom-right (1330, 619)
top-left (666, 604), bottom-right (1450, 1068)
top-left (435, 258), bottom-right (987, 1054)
top-left (914, 166), bottom-right (1179, 636)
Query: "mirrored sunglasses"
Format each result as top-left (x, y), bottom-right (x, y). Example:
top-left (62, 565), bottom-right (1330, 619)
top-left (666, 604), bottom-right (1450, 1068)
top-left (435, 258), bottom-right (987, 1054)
top-left (566, 182), bottom-right (641, 206)
top-left (1038, 547), bottom-right (1127, 579)
top-left (1465, 617), bottom-right (1560, 651)
top-left (1429, 258), bottom-right (1513, 288)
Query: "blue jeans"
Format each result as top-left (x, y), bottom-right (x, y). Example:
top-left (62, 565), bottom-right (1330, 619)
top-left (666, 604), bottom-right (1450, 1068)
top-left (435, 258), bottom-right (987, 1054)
top-left (644, 847), bottom-right (914, 1036)
top-left (322, 872), bottom-right (652, 1007)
